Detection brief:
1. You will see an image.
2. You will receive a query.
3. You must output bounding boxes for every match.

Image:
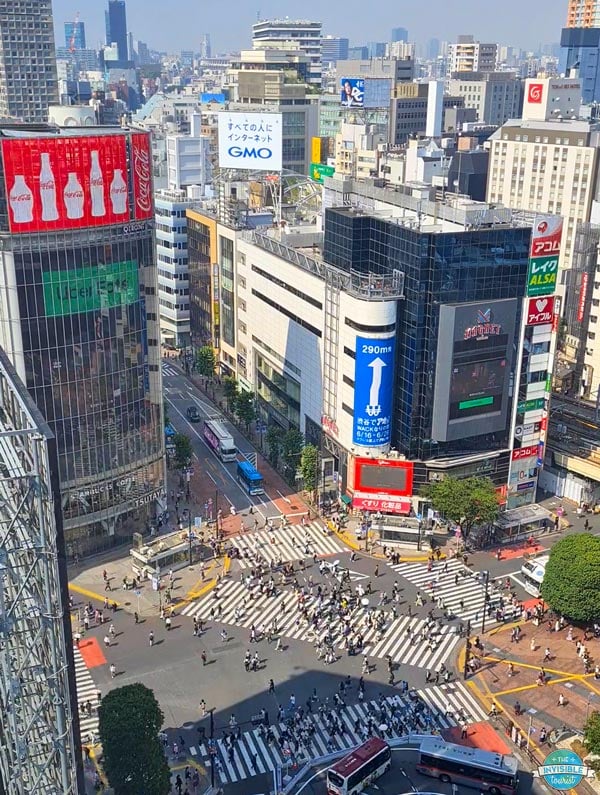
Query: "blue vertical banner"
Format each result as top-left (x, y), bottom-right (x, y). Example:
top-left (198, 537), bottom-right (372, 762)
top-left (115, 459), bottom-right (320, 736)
top-left (352, 335), bottom-right (395, 447)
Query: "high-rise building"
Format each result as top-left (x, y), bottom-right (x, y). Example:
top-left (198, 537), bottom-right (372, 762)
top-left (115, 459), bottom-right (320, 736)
top-left (0, 0), bottom-right (58, 122)
top-left (0, 125), bottom-right (165, 556)
top-left (65, 19), bottom-right (86, 50)
top-left (321, 36), bottom-right (349, 66)
top-left (199, 33), bottom-right (211, 59)
top-left (567, 0), bottom-right (600, 27)
top-left (446, 71), bottom-right (524, 126)
top-left (391, 27), bottom-right (408, 42)
top-left (106, 0), bottom-right (128, 63)
top-left (448, 35), bottom-right (498, 75)
top-left (252, 19), bottom-right (322, 85)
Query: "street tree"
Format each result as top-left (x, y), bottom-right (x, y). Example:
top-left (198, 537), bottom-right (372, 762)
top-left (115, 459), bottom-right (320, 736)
top-left (281, 427), bottom-right (304, 482)
top-left (99, 683), bottom-right (170, 795)
top-left (222, 376), bottom-right (239, 411)
top-left (163, 400), bottom-right (170, 426)
top-left (584, 711), bottom-right (600, 765)
top-left (265, 425), bottom-right (284, 467)
top-left (422, 476), bottom-right (499, 540)
top-left (196, 345), bottom-right (216, 378)
top-left (300, 444), bottom-right (319, 497)
top-left (541, 533), bottom-right (600, 622)
top-left (173, 433), bottom-right (192, 470)
top-left (235, 389), bottom-right (256, 430)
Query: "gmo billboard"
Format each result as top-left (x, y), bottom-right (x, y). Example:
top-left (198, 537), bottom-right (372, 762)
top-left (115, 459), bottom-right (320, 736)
top-left (432, 299), bottom-right (518, 442)
top-left (217, 111), bottom-right (283, 171)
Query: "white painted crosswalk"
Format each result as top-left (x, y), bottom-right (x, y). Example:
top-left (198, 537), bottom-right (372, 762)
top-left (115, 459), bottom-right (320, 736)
top-left (181, 578), bottom-right (460, 670)
top-left (188, 684), bottom-right (487, 785)
top-left (162, 363), bottom-right (178, 377)
top-left (229, 521), bottom-right (347, 569)
top-left (389, 558), bottom-right (510, 626)
top-left (72, 646), bottom-right (99, 743)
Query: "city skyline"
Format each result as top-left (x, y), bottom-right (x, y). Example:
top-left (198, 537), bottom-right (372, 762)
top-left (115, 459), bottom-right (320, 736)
top-left (53, 0), bottom-right (564, 54)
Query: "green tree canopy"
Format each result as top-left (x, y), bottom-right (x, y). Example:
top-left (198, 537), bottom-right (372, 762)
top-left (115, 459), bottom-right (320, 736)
top-left (422, 476), bottom-right (499, 539)
top-left (541, 534), bottom-right (600, 622)
top-left (300, 444), bottom-right (319, 494)
top-left (163, 400), bottom-right (169, 426)
top-left (584, 711), bottom-right (600, 767)
top-left (173, 433), bottom-right (192, 470)
top-left (235, 390), bottom-right (256, 429)
top-left (265, 425), bottom-right (284, 467)
top-left (196, 346), bottom-right (216, 377)
top-left (99, 683), bottom-right (170, 795)
top-left (281, 428), bottom-right (304, 481)
top-left (222, 376), bottom-right (239, 409)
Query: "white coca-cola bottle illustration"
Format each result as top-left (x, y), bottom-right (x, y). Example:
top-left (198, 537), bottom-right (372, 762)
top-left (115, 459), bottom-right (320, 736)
top-left (63, 172), bottom-right (84, 219)
top-left (39, 152), bottom-right (59, 221)
top-left (110, 169), bottom-right (127, 215)
top-left (9, 175), bottom-right (34, 224)
top-left (89, 150), bottom-right (106, 217)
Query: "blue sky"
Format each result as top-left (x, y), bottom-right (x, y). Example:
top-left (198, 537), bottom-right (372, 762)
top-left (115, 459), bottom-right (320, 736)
top-left (53, 0), bottom-right (565, 54)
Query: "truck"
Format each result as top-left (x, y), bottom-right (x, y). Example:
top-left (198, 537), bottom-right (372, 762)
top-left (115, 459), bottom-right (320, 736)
top-left (520, 554), bottom-right (549, 597)
top-left (203, 419), bottom-right (237, 462)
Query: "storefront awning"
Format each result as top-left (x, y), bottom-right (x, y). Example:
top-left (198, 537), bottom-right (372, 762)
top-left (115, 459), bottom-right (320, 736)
top-left (340, 494), bottom-right (352, 505)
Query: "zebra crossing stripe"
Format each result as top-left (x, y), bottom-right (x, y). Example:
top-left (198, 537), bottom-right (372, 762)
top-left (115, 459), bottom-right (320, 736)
top-left (72, 646), bottom-right (99, 743)
top-left (232, 522), bottom-right (346, 569)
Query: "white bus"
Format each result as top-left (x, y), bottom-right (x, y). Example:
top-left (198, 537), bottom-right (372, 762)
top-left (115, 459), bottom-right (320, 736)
top-left (203, 419), bottom-right (237, 462)
top-left (520, 554), bottom-right (549, 597)
top-left (417, 738), bottom-right (519, 795)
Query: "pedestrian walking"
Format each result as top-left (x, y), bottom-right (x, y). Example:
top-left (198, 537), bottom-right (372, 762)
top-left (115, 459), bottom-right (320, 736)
top-left (149, 631), bottom-right (154, 646)
top-left (103, 635), bottom-right (111, 647)
top-left (199, 699), bottom-right (206, 715)
top-left (201, 651), bottom-right (207, 666)
top-left (109, 623), bottom-right (115, 638)
top-left (165, 616), bottom-right (172, 631)
top-left (268, 679), bottom-right (275, 694)
top-left (558, 693), bottom-right (566, 707)
top-left (134, 612), bottom-right (139, 624)
top-left (543, 647), bottom-right (551, 662)
top-left (109, 663), bottom-right (116, 678)
top-left (220, 629), bottom-right (228, 642)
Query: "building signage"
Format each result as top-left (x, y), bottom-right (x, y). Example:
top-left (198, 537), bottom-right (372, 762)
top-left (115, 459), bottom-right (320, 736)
top-left (527, 82), bottom-right (544, 103)
top-left (512, 445), bottom-right (538, 461)
top-left (321, 415), bottom-right (339, 436)
top-left (351, 492), bottom-right (411, 514)
top-left (352, 458), bottom-right (414, 496)
top-left (340, 78), bottom-right (365, 107)
top-left (526, 216), bottom-right (563, 297)
top-left (131, 132), bottom-right (154, 221)
top-left (517, 480), bottom-right (536, 491)
top-left (217, 112), bottom-right (283, 171)
top-left (527, 296), bottom-right (555, 326)
top-left (527, 256), bottom-right (559, 296)
top-left (352, 336), bottom-right (395, 447)
top-left (518, 397), bottom-right (546, 413)
top-left (463, 307), bottom-right (502, 340)
top-left (1, 134), bottom-right (132, 233)
top-left (310, 163), bottom-right (335, 184)
top-left (42, 260), bottom-right (139, 317)
top-left (578, 273), bottom-right (589, 323)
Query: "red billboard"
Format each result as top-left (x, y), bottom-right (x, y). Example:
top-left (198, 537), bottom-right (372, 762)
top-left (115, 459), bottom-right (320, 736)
top-left (352, 492), bottom-right (411, 514)
top-left (578, 273), bottom-right (589, 323)
top-left (131, 132), bottom-right (154, 221)
top-left (529, 216), bottom-right (563, 259)
top-left (526, 296), bottom-right (555, 326)
top-left (511, 445), bottom-right (538, 461)
top-left (352, 457), bottom-right (414, 496)
top-left (527, 82), bottom-right (544, 103)
top-left (2, 134), bottom-right (130, 233)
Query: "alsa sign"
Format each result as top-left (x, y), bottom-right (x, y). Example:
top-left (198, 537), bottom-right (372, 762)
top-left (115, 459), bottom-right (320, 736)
top-left (526, 296), bottom-right (555, 326)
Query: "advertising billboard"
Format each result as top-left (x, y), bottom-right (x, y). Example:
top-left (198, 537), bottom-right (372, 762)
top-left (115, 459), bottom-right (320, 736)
top-left (2, 134), bottom-right (132, 233)
top-left (526, 216), bottom-right (563, 297)
top-left (352, 458), bottom-right (414, 496)
top-left (352, 335), bottom-right (395, 447)
top-left (578, 273), bottom-right (589, 323)
top-left (526, 296), bottom-right (555, 326)
top-left (340, 78), bottom-right (365, 107)
top-left (432, 299), bottom-right (518, 442)
top-left (310, 163), bottom-right (335, 183)
top-left (217, 112), bottom-right (283, 171)
top-left (352, 492), bottom-right (411, 514)
top-left (201, 92), bottom-right (226, 104)
top-left (42, 260), bottom-right (139, 317)
top-left (130, 132), bottom-right (154, 221)
top-left (363, 78), bottom-right (393, 108)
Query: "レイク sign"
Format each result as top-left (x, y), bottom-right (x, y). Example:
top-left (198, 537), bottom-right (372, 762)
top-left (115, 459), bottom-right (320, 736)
top-left (526, 296), bottom-right (555, 326)
top-left (2, 134), bottom-right (131, 233)
top-left (527, 216), bottom-right (563, 297)
top-left (217, 112), bottom-right (283, 171)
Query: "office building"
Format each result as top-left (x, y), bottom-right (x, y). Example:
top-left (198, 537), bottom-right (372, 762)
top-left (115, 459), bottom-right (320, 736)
top-left (252, 19), bottom-right (322, 85)
top-left (0, 125), bottom-right (165, 555)
top-left (65, 18), bottom-right (86, 50)
top-left (333, 121), bottom-right (385, 179)
top-left (367, 42), bottom-right (387, 58)
top-left (167, 115), bottom-right (212, 191)
top-left (567, 0), bottom-right (600, 27)
top-left (446, 72), bottom-right (523, 126)
top-left (348, 46), bottom-right (369, 60)
top-left (0, 0), bottom-right (58, 123)
top-left (561, 1), bottom-right (600, 103)
top-left (106, 0), bottom-right (128, 63)
top-left (187, 209), bottom-right (218, 351)
top-left (389, 83), bottom-right (468, 144)
top-left (56, 47), bottom-right (100, 72)
top-left (0, 349), bottom-right (82, 794)
top-left (199, 33), bottom-right (212, 60)
top-left (392, 27), bottom-right (409, 43)
top-left (448, 35), bottom-right (498, 75)
top-left (321, 36), bottom-right (349, 66)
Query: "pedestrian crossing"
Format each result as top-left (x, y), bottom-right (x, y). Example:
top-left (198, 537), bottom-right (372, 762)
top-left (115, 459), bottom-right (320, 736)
top-left (187, 684), bottom-right (487, 785)
top-left (162, 363), bottom-right (179, 377)
top-left (72, 646), bottom-right (99, 743)
top-left (388, 558), bottom-right (510, 626)
top-left (181, 578), bottom-right (461, 670)
top-left (230, 521), bottom-right (347, 569)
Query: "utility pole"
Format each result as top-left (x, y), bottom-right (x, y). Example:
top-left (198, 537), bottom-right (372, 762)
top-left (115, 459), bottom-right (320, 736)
top-left (188, 512), bottom-right (193, 566)
top-left (481, 570), bottom-right (490, 634)
top-left (463, 619), bottom-right (472, 680)
top-left (209, 708), bottom-right (215, 788)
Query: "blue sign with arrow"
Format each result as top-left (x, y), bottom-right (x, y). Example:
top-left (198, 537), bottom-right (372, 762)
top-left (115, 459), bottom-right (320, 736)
top-left (352, 335), bottom-right (395, 447)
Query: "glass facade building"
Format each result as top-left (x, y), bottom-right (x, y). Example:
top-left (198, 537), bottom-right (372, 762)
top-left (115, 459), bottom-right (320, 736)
top-left (323, 207), bottom-right (531, 490)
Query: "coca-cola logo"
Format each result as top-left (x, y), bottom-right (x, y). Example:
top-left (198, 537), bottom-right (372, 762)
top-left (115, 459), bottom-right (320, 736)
top-left (12, 193), bottom-right (32, 202)
top-left (40, 180), bottom-right (55, 189)
top-left (132, 134), bottom-right (152, 215)
top-left (65, 189), bottom-right (83, 198)
top-left (90, 177), bottom-right (103, 186)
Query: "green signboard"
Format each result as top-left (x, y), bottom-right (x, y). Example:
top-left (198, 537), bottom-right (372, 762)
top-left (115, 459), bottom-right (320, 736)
top-left (527, 255), bottom-right (559, 297)
top-left (42, 261), bottom-right (139, 317)
top-left (310, 162), bottom-right (335, 184)
top-left (517, 397), bottom-right (545, 413)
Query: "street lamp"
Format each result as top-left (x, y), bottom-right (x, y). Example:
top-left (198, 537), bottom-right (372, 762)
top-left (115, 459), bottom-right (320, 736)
top-left (463, 619), bottom-right (472, 680)
top-left (481, 570), bottom-right (490, 634)
top-left (586, 694), bottom-right (596, 723)
top-left (188, 512), bottom-right (193, 567)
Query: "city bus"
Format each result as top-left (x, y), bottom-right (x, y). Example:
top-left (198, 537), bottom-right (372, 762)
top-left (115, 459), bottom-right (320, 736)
top-left (520, 554), bottom-right (549, 597)
top-left (203, 418), bottom-right (237, 462)
top-left (236, 460), bottom-right (265, 496)
top-left (416, 738), bottom-right (519, 795)
top-left (327, 738), bottom-right (391, 795)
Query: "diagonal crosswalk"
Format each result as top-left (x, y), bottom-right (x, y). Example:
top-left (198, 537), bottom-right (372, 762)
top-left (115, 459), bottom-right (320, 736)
top-left (187, 684), bottom-right (487, 785)
top-left (72, 646), bottom-right (100, 744)
top-left (388, 558), bottom-right (512, 626)
top-left (181, 578), bottom-right (460, 670)
top-left (230, 521), bottom-right (347, 569)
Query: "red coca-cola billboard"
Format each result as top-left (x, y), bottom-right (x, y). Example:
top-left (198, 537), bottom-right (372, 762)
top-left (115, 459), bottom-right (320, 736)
top-left (2, 134), bottom-right (131, 233)
top-left (131, 132), bottom-right (154, 221)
